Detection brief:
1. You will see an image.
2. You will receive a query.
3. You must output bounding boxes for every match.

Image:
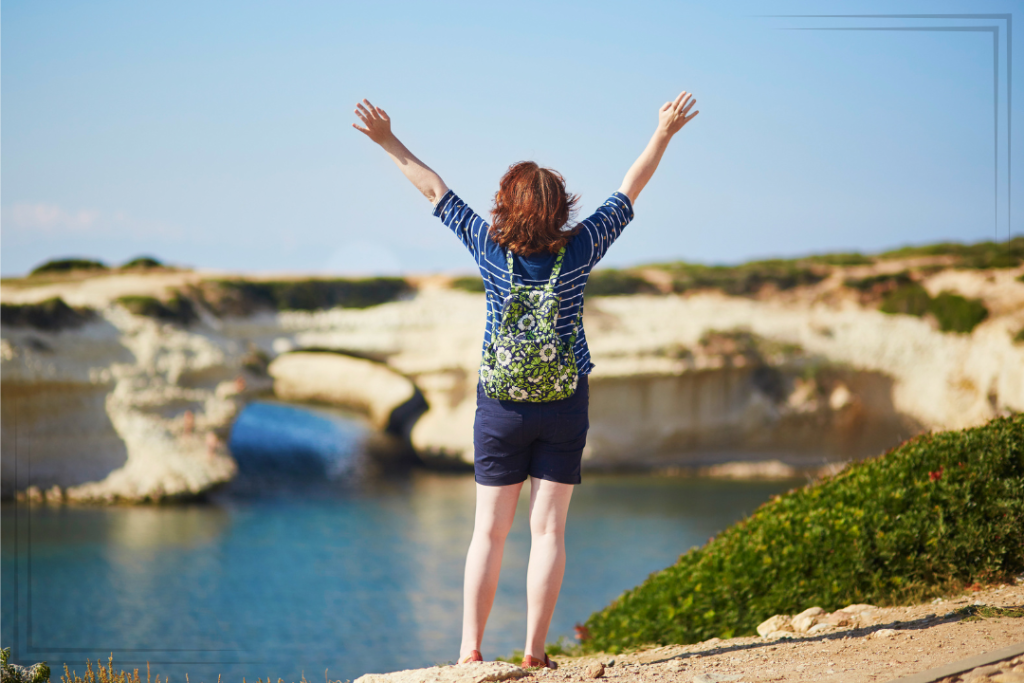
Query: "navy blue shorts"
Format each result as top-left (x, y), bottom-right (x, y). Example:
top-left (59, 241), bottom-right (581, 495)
top-left (473, 375), bottom-right (589, 486)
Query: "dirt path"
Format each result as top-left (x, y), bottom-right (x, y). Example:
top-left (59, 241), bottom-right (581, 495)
top-left (529, 583), bottom-right (1024, 683)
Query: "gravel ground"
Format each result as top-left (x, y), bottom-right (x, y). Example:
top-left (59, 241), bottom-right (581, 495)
top-left (525, 583), bottom-right (1024, 683)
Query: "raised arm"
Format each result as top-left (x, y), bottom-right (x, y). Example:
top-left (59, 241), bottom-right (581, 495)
top-left (352, 99), bottom-right (449, 204)
top-left (618, 91), bottom-right (699, 205)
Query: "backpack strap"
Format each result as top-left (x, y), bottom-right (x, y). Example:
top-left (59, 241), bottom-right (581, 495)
top-left (545, 247), bottom-right (567, 291)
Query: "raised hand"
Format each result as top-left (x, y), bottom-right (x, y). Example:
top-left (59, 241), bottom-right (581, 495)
top-left (352, 98), bottom-right (393, 145)
top-left (657, 91), bottom-right (698, 137)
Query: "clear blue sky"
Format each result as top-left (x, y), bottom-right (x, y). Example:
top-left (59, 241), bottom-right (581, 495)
top-left (2, 0), bottom-right (1021, 277)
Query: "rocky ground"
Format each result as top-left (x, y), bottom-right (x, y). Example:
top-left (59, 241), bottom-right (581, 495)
top-left (355, 583), bottom-right (1024, 683)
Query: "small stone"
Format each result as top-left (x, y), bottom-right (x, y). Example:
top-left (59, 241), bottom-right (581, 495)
top-left (692, 674), bottom-right (742, 683)
top-left (586, 663), bottom-right (604, 679)
top-left (842, 604), bottom-right (878, 614)
top-left (807, 623), bottom-right (834, 635)
top-left (603, 658), bottom-right (615, 667)
top-left (757, 614), bottom-right (793, 637)
top-left (792, 607), bottom-right (826, 633)
top-left (823, 610), bottom-right (855, 627)
top-left (871, 629), bottom-right (898, 639)
top-left (767, 630), bottom-right (796, 640)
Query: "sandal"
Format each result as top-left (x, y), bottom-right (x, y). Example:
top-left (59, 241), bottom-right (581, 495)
top-left (520, 654), bottom-right (557, 670)
top-left (458, 650), bottom-right (483, 664)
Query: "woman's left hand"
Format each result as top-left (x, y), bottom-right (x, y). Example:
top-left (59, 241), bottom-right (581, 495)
top-left (352, 98), bottom-right (394, 145)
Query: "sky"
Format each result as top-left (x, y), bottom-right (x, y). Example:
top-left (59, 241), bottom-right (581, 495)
top-left (2, 0), bottom-right (1021, 277)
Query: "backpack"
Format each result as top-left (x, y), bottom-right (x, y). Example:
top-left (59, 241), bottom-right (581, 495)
top-left (479, 246), bottom-right (582, 402)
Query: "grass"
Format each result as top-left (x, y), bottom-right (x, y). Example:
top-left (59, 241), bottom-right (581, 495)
top-left (116, 294), bottom-right (198, 326)
top-left (200, 277), bottom-right (411, 315)
top-left (878, 237), bottom-right (1024, 269)
top-left (954, 604), bottom-right (1024, 622)
top-left (585, 270), bottom-right (661, 296)
top-left (580, 413), bottom-right (1024, 653)
top-left (879, 285), bottom-right (989, 333)
top-left (653, 260), bottom-right (828, 296)
top-left (844, 271), bottom-right (914, 293)
top-left (29, 258), bottom-right (108, 275)
top-left (0, 297), bottom-right (96, 331)
top-left (450, 276), bottom-right (485, 293)
top-left (0, 649), bottom-right (349, 683)
top-left (120, 256), bottom-right (164, 269)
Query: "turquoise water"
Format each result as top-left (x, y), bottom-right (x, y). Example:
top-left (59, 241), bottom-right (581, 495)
top-left (1, 401), bottom-right (798, 683)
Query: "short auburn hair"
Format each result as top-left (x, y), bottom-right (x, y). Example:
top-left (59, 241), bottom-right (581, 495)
top-left (489, 161), bottom-right (580, 256)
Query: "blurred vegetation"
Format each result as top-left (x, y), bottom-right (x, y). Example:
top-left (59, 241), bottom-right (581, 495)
top-left (116, 294), bottom-right (198, 326)
top-left (450, 276), bottom-right (485, 292)
top-left (0, 297), bottom-right (96, 331)
top-left (843, 271), bottom-right (914, 292)
top-left (2, 647), bottom-right (49, 683)
top-left (879, 284), bottom-right (989, 334)
top-left (802, 252), bottom-right (875, 266)
top-left (581, 414), bottom-right (1024, 652)
top-left (879, 283), bottom-right (933, 317)
top-left (1015, 326), bottom-right (1024, 344)
top-left (199, 277), bottom-right (411, 316)
top-left (119, 256), bottom-right (164, 269)
top-left (654, 260), bottom-right (827, 296)
top-left (928, 292), bottom-right (989, 334)
top-left (879, 237), bottom-right (1024, 269)
top-left (29, 258), bottom-right (108, 276)
top-left (585, 270), bottom-right (661, 296)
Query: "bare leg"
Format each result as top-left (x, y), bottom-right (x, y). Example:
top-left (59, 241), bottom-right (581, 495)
top-left (524, 477), bottom-right (574, 660)
top-left (461, 481), bottom-right (524, 660)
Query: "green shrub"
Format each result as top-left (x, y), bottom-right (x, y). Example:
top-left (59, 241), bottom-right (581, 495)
top-left (804, 252), bottom-right (875, 266)
top-left (1015, 327), bottom-right (1024, 344)
top-left (928, 292), bottom-right (989, 334)
top-left (120, 256), bottom-right (164, 269)
top-left (660, 260), bottom-right (827, 296)
top-left (585, 270), bottom-right (660, 296)
top-left (116, 294), bottom-right (197, 325)
top-left (0, 298), bottom-right (96, 331)
top-left (582, 414), bottom-right (1024, 653)
top-left (879, 283), bottom-right (931, 317)
top-left (29, 258), bottom-right (108, 275)
top-left (451, 276), bottom-right (485, 293)
top-left (205, 277), bottom-right (410, 315)
top-left (879, 237), bottom-right (1023, 269)
top-left (844, 271), bottom-right (914, 292)
top-left (1, 647), bottom-right (50, 683)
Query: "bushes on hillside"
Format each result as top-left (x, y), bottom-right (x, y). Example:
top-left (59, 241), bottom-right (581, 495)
top-left (29, 258), bottom-right (108, 275)
top-left (582, 414), bottom-right (1024, 652)
top-left (451, 276), bottom-right (485, 293)
top-left (879, 285), bottom-right (989, 333)
top-left (879, 237), bottom-right (1023, 269)
top-left (199, 277), bottom-right (411, 315)
top-left (116, 294), bottom-right (198, 325)
top-left (585, 270), bottom-right (661, 296)
top-left (0, 298), bottom-right (96, 331)
top-left (659, 260), bottom-right (827, 296)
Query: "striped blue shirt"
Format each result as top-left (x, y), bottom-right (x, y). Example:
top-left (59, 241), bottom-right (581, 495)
top-left (432, 189), bottom-right (634, 375)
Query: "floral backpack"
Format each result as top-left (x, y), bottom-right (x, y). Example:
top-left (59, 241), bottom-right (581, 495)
top-left (479, 246), bottom-right (582, 402)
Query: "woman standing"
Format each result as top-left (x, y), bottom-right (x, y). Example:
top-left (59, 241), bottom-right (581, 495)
top-left (352, 91), bottom-right (698, 669)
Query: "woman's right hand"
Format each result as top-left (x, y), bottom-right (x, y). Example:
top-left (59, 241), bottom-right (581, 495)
top-left (657, 91), bottom-right (698, 137)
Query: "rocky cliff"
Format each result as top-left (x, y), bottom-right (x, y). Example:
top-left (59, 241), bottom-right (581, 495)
top-left (2, 255), bottom-right (1021, 502)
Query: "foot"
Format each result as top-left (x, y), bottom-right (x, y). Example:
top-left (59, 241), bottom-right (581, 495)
top-left (520, 654), bottom-right (557, 670)
top-left (458, 650), bottom-right (483, 664)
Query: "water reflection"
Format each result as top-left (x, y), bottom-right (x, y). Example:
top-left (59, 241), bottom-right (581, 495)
top-left (1, 401), bottom-right (800, 683)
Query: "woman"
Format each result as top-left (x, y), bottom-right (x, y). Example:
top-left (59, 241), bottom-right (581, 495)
top-left (352, 91), bottom-right (698, 669)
